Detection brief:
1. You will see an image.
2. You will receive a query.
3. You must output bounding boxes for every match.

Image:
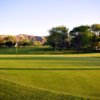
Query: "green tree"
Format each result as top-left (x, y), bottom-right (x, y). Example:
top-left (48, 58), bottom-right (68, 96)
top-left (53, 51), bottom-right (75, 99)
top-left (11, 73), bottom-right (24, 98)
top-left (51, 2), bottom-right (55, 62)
top-left (34, 41), bottom-right (42, 46)
top-left (18, 38), bottom-right (30, 46)
top-left (4, 36), bottom-right (16, 47)
top-left (47, 26), bottom-right (69, 51)
top-left (91, 24), bottom-right (100, 36)
top-left (91, 24), bottom-right (100, 50)
top-left (91, 35), bottom-right (100, 50)
top-left (0, 36), bottom-right (5, 47)
top-left (70, 25), bottom-right (92, 52)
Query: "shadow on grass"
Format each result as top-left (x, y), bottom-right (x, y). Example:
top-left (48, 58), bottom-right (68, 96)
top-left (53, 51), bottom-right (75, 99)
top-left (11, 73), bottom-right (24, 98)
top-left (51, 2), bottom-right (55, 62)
top-left (0, 68), bottom-right (100, 70)
top-left (0, 57), bottom-right (66, 60)
top-left (0, 57), bottom-right (99, 60)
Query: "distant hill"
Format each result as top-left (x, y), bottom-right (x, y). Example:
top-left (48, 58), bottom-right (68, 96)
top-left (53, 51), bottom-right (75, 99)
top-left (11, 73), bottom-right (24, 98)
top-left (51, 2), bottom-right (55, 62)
top-left (16, 34), bottom-right (46, 44)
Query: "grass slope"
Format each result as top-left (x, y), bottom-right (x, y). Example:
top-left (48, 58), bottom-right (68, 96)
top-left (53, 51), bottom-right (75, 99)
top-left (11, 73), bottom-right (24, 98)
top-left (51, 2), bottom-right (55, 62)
top-left (0, 78), bottom-right (98, 100)
top-left (1, 70), bottom-right (100, 99)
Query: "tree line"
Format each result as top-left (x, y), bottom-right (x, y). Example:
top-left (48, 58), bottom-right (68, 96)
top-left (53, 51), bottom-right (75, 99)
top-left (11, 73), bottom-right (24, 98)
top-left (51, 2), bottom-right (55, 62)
top-left (47, 24), bottom-right (100, 52)
top-left (0, 24), bottom-right (100, 52)
top-left (0, 34), bottom-right (45, 47)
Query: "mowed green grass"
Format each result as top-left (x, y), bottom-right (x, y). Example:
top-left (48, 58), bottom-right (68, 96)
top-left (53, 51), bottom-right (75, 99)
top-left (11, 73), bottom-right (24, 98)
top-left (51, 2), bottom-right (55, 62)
top-left (0, 54), bottom-right (100, 69)
top-left (0, 54), bottom-right (100, 100)
top-left (0, 46), bottom-right (64, 54)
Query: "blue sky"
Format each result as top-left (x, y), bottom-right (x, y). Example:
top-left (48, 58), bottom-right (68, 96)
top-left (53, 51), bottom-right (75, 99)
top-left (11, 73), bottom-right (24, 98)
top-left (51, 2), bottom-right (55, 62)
top-left (0, 0), bottom-right (99, 36)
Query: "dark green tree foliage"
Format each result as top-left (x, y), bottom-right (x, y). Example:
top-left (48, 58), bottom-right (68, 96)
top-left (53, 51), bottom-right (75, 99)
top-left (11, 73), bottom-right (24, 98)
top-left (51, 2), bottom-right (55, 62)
top-left (70, 25), bottom-right (90, 35)
top-left (0, 36), bottom-right (5, 47)
top-left (91, 24), bottom-right (100, 36)
top-left (4, 36), bottom-right (16, 47)
top-left (91, 24), bottom-right (100, 50)
top-left (70, 25), bottom-right (92, 52)
top-left (91, 35), bottom-right (100, 50)
top-left (18, 39), bottom-right (30, 47)
top-left (47, 26), bottom-right (69, 50)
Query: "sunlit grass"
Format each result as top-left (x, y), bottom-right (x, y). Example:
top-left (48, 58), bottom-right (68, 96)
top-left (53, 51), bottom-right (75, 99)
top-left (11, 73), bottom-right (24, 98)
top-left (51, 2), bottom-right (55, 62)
top-left (0, 54), bottom-right (100, 100)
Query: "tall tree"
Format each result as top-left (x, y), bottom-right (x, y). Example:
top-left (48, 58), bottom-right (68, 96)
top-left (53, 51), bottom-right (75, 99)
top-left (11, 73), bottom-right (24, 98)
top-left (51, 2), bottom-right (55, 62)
top-left (70, 25), bottom-right (92, 52)
top-left (4, 36), bottom-right (16, 47)
top-left (0, 36), bottom-right (5, 47)
top-left (91, 24), bottom-right (100, 36)
top-left (91, 24), bottom-right (100, 50)
top-left (47, 26), bottom-right (69, 51)
top-left (91, 35), bottom-right (100, 50)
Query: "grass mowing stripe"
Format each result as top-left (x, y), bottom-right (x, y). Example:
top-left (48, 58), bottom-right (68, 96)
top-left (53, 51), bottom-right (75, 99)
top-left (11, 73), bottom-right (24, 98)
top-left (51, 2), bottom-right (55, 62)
top-left (0, 56), bottom-right (99, 60)
top-left (0, 53), bottom-right (100, 57)
top-left (0, 67), bottom-right (100, 70)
